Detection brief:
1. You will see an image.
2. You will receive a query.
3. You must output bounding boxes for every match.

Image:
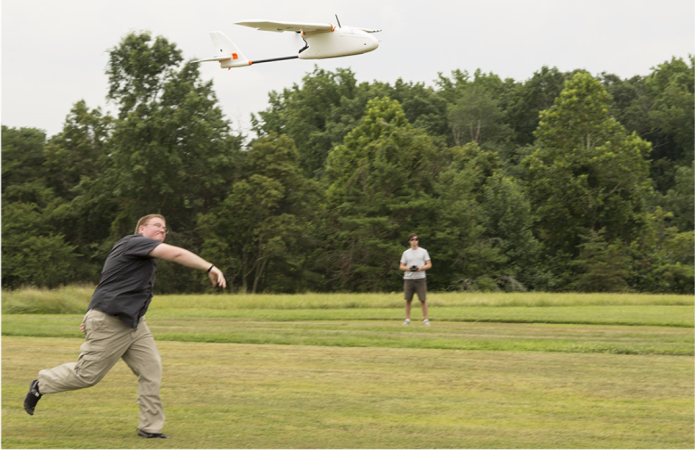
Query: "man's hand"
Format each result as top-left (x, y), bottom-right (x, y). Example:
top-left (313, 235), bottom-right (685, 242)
top-left (208, 266), bottom-right (227, 288)
top-left (80, 323), bottom-right (85, 333)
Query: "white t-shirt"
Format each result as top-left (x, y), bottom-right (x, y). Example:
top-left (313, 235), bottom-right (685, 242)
top-left (401, 247), bottom-right (430, 280)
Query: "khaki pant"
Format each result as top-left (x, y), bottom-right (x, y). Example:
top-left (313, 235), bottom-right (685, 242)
top-left (38, 309), bottom-right (164, 433)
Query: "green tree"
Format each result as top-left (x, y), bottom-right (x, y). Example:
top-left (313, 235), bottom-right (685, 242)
top-left (481, 173), bottom-right (542, 290)
top-left (447, 85), bottom-right (512, 147)
top-left (601, 73), bottom-right (653, 139)
top-left (2, 200), bottom-right (80, 289)
top-left (437, 69), bottom-right (516, 147)
top-left (642, 56), bottom-right (695, 193)
top-left (427, 144), bottom-right (507, 291)
top-left (1, 126), bottom-right (85, 288)
top-left (505, 67), bottom-right (571, 147)
top-left (436, 69), bottom-right (511, 105)
top-left (40, 101), bottom-right (117, 278)
top-left (602, 61), bottom-right (694, 237)
top-left (567, 229), bottom-right (632, 292)
top-left (661, 162), bottom-right (695, 232)
top-left (386, 78), bottom-right (449, 142)
top-left (1, 126), bottom-right (47, 197)
top-left (525, 72), bottom-right (653, 258)
top-left (323, 97), bottom-right (441, 291)
top-left (627, 208), bottom-right (694, 294)
top-left (106, 32), bottom-right (182, 118)
top-left (198, 134), bottom-right (321, 293)
top-left (646, 56), bottom-right (695, 165)
top-left (253, 68), bottom-right (450, 178)
top-left (199, 175), bottom-right (289, 293)
top-left (43, 101), bottom-right (113, 200)
top-left (252, 67), bottom-right (363, 177)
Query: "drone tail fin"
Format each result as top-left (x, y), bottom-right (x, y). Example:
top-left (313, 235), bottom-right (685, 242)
top-left (193, 31), bottom-right (251, 68)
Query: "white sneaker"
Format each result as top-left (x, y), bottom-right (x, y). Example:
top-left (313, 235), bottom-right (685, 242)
top-left (424, 319), bottom-right (431, 326)
top-left (402, 319), bottom-right (410, 326)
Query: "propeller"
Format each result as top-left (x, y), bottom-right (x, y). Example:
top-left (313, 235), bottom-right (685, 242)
top-left (335, 14), bottom-right (342, 28)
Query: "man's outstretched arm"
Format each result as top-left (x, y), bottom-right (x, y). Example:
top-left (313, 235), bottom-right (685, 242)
top-left (149, 244), bottom-right (226, 288)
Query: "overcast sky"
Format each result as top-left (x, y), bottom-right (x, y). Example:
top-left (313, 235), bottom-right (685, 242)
top-left (2, 0), bottom-right (694, 139)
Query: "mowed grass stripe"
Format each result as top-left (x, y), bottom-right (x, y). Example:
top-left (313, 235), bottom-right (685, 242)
top-left (127, 317), bottom-right (697, 356)
top-left (4, 304), bottom-right (692, 331)
top-left (3, 313), bottom-right (693, 355)
top-left (2, 337), bottom-right (693, 449)
top-left (149, 319), bottom-right (693, 355)
top-left (149, 305), bottom-right (695, 327)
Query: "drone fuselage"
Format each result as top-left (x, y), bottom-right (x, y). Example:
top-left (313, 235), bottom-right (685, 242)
top-left (299, 27), bottom-right (378, 59)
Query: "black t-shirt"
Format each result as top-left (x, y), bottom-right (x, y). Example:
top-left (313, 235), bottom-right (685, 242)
top-left (87, 234), bottom-right (162, 328)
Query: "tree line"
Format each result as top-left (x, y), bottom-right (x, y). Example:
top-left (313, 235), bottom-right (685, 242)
top-left (2, 32), bottom-right (694, 294)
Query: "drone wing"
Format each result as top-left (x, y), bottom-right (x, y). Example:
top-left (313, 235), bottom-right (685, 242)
top-left (357, 28), bottom-right (381, 33)
top-left (236, 20), bottom-right (336, 34)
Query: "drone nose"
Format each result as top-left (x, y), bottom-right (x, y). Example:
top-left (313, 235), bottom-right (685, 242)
top-left (365, 34), bottom-right (379, 51)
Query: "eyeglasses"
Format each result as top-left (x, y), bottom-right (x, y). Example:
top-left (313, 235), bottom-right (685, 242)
top-left (409, 238), bottom-right (419, 241)
top-left (147, 223), bottom-right (169, 234)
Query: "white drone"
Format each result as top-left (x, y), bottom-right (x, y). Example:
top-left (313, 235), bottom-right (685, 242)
top-left (194, 16), bottom-right (380, 69)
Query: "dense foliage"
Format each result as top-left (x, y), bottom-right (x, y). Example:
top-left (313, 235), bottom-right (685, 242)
top-left (2, 32), bottom-right (693, 294)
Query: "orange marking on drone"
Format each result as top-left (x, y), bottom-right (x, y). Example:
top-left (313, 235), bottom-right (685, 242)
top-left (232, 53), bottom-right (238, 60)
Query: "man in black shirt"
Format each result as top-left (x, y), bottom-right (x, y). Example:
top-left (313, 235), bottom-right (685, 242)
top-left (23, 214), bottom-right (226, 439)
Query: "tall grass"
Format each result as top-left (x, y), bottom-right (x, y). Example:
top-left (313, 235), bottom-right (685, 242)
top-left (3, 286), bottom-right (693, 315)
top-left (1, 285), bottom-right (93, 314)
top-left (156, 291), bottom-right (694, 310)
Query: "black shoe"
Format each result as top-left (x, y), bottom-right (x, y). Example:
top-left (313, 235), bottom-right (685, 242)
top-left (138, 429), bottom-right (171, 439)
top-left (23, 379), bottom-right (42, 415)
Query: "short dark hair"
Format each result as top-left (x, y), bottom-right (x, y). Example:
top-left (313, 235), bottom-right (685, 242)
top-left (135, 214), bottom-right (166, 234)
top-left (407, 233), bottom-right (419, 242)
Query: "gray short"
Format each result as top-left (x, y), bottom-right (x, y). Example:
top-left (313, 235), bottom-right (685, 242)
top-left (404, 278), bottom-right (427, 302)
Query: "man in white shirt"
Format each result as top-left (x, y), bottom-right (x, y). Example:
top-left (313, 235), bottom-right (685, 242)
top-left (399, 233), bottom-right (432, 326)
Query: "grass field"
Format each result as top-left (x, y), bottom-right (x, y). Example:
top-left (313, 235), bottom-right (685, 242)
top-left (2, 290), bottom-right (694, 448)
